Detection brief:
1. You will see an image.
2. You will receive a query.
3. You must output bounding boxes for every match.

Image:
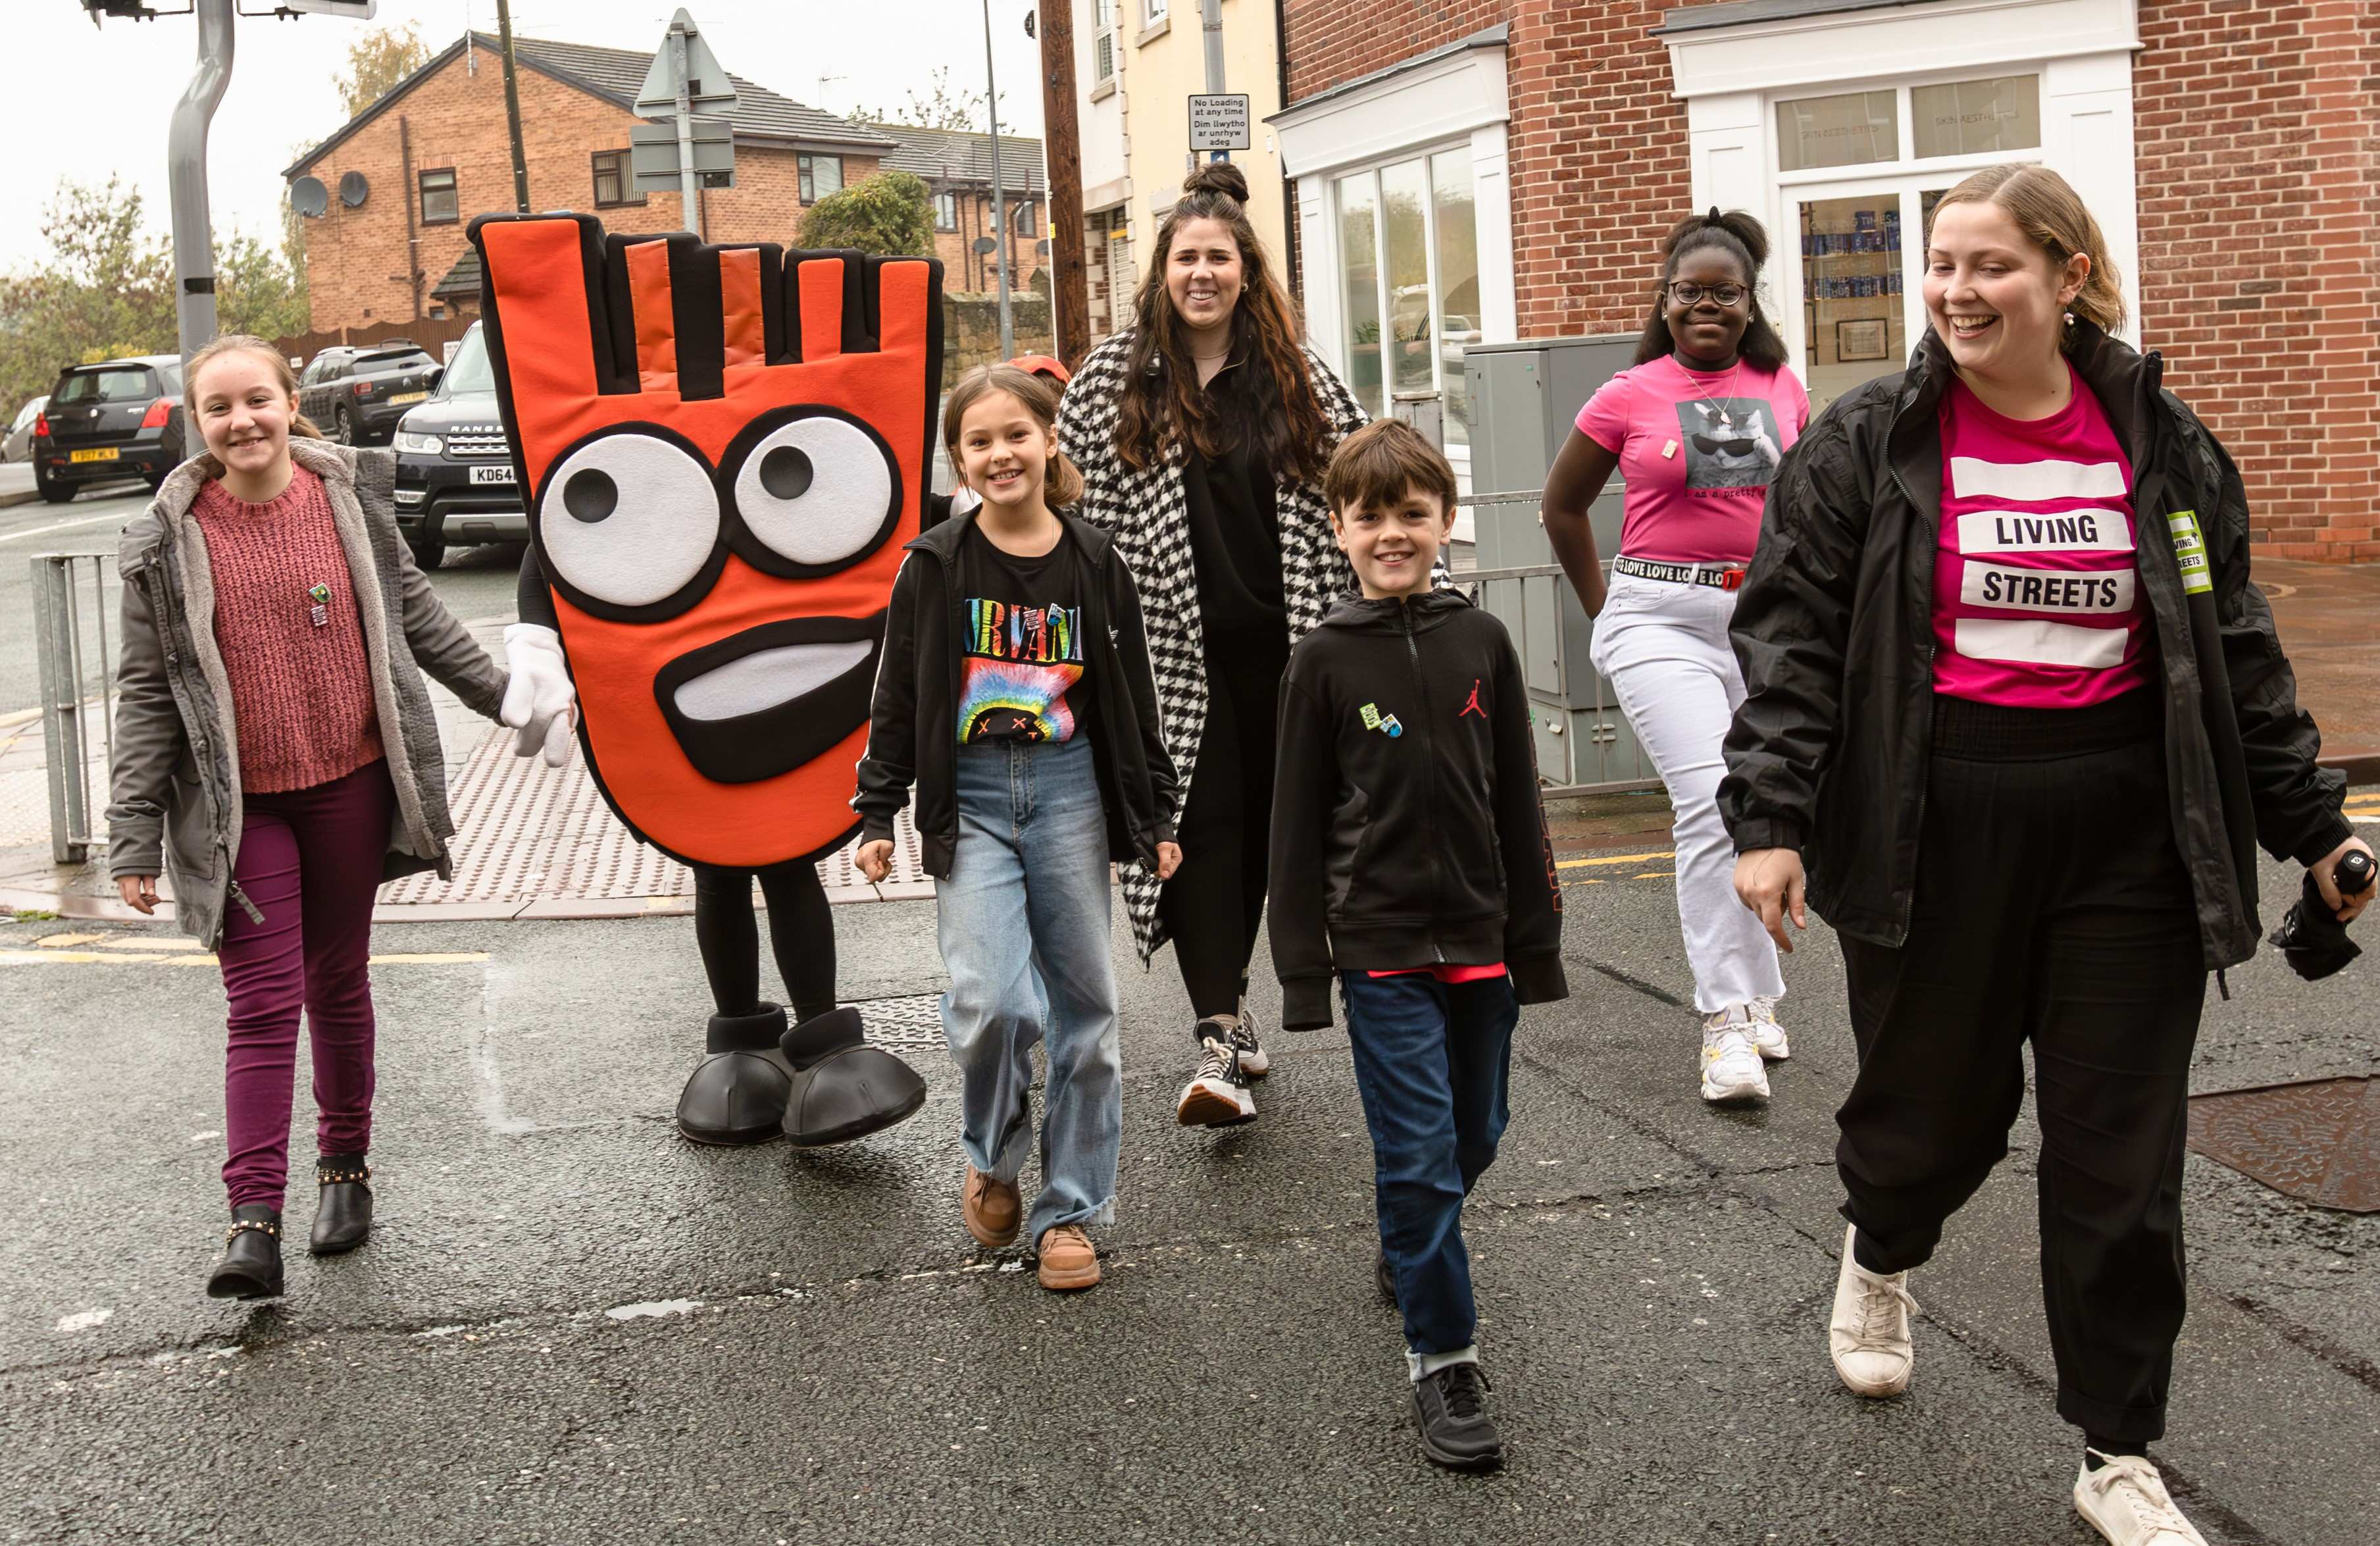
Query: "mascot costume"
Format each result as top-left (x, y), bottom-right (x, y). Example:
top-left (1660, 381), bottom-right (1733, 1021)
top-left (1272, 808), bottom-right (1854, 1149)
top-left (468, 213), bottom-right (931, 1147)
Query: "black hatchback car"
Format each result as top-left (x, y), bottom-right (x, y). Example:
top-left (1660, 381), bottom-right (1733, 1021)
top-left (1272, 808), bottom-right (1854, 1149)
top-left (30, 355), bottom-right (188, 502)
top-left (392, 323), bottom-right (524, 569)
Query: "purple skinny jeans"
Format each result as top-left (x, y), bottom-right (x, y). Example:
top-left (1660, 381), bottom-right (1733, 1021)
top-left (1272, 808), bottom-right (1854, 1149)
top-left (217, 759), bottom-right (395, 1209)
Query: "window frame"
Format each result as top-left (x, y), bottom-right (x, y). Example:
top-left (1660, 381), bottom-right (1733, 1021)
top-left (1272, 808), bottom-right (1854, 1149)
top-left (1771, 65), bottom-right (2045, 189)
top-left (1093, 0), bottom-right (1118, 85)
top-left (934, 191), bottom-right (959, 232)
top-left (798, 153), bottom-right (846, 206)
top-left (591, 149), bottom-right (645, 210)
top-left (417, 166), bottom-right (459, 226)
top-left (1324, 139), bottom-right (1479, 425)
top-left (1143, 0), bottom-right (1168, 24)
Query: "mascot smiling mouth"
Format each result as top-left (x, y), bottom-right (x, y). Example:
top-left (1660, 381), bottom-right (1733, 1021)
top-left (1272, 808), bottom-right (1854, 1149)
top-left (651, 613), bottom-right (886, 785)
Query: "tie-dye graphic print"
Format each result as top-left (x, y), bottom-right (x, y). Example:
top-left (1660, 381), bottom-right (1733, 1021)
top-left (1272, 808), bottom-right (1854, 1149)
top-left (959, 594), bottom-right (1086, 744)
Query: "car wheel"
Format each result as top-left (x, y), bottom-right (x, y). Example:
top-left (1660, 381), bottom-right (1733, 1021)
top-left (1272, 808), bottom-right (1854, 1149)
top-left (405, 531), bottom-right (445, 571)
top-left (334, 406), bottom-right (355, 445)
top-left (34, 469), bottom-right (74, 505)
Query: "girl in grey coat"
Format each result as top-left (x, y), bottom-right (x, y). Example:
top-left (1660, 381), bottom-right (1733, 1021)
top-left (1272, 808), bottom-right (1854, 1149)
top-left (107, 334), bottom-right (573, 1301)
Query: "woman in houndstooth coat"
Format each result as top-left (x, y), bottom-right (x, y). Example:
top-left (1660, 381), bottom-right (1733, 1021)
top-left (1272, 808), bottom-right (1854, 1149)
top-left (1058, 162), bottom-right (1368, 1129)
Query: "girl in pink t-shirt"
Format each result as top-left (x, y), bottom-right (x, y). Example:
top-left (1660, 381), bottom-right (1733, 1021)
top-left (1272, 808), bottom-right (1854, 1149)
top-left (1540, 209), bottom-right (1810, 1108)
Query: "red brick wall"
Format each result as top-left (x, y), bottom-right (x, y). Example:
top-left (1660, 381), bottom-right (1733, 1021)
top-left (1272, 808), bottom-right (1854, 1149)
top-left (930, 190), bottom-right (1048, 296)
top-left (293, 54), bottom-right (880, 336)
top-left (1284, 0), bottom-right (2379, 558)
top-left (2134, 0), bottom-right (2380, 561)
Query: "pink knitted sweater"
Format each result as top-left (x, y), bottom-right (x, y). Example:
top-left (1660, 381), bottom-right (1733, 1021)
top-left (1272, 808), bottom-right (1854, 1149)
top-left (190, 466), bottom-right (383, 794)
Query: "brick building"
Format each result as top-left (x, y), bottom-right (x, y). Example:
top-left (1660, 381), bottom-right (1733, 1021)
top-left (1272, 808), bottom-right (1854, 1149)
top-left (284, 32), bottom-right (896, 336)
top-left (1273, 0), bottom-right (2380, 560)
top-left (876, 126), bottom-right (1050, 297)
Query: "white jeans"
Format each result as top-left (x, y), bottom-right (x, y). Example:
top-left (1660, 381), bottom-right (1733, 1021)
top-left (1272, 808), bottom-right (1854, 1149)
top-left (1587, 570), bottom-right (1786, 1015)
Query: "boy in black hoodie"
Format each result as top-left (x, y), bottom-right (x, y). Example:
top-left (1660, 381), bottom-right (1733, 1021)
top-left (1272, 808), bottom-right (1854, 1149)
top-left (1269, 419), bottom-right (1567, 1472)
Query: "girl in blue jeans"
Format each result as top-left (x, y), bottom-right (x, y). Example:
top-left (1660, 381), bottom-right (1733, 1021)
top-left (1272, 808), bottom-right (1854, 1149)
top-left (853, 366), bottom-right (1180, 1291)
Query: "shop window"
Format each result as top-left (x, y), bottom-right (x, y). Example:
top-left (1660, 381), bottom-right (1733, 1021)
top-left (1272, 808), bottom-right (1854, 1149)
top-left (1776, 90), bottom-right (1898, 172)
top-left (592, 150), bottom-right (644, 209)
top-left (799, 155), bottom-right (844, 205)
top-left (418, 167), bottom-right (458, 225)
top-left (1331, 147), bottom-right (1481, 448)
top-left (1911, 75), bottom-right (2041, 159)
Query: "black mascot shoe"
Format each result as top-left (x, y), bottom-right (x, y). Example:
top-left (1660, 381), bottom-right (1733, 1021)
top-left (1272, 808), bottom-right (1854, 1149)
top-left (676, 1003), bottom-right (795, 1146)
top-left (310, 1154), bottom-right (372, 1256)
top-left (206, 1204), bottom-right (284, 1301)
top-left (780, 1006), bottom-right (927, 1147)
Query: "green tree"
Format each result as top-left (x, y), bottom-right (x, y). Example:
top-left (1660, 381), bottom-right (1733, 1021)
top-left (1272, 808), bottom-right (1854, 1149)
top-left (215, 232), bottom-right (310, 344)
top-left (797, 171), bottom-right (936, 257)
top-left (335, 20), bottom-right (431, 119)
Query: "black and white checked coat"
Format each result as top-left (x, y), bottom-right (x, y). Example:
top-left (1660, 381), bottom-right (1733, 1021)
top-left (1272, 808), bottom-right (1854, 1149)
top-left (1058, 331), bottom-right (1369, 966)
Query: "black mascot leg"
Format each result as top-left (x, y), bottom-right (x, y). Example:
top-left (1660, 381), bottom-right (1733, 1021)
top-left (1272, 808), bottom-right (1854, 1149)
top-left (754, 860), bottom-right (926, 1145)
top-left (680, 865), bottom-right (796, 1145)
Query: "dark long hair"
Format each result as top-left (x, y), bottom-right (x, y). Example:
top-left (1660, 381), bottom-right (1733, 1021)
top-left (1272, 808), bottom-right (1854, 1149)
top-left (1114, 163), bottom-right (1332, 486)
top-left (1633, 208), bottom-right (1790, 372)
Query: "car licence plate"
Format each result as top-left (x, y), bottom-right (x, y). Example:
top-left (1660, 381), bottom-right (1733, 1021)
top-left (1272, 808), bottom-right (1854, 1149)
top-left (70, 448), bottom-right (118, 463)
top-left (390, 392), bottom-right (428, 405)
top-left (468, 463), bottom-right (516, 485)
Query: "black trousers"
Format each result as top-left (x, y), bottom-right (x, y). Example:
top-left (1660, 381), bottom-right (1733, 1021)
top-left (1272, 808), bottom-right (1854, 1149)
top-left (1160, 644), bottom-right (1286, 1028)
top-left (1836, 692), bottom-right (2204, 1446)
top-left (692, 858), bottom-right (838, 1024)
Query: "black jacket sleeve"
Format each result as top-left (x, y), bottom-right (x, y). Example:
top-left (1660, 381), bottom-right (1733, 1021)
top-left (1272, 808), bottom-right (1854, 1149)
top-left (1267, 665), bottom-right (1338, 1029)
top-left (2192, 419), bottom-right (2351, 865)
top-left (851, 552), bottom-right (928, 846)
top-left (1107, 552), bottom-right (1180, 844)
top-left (515, 543), bottom-right (559, 629)
top-left (1719, 413), bottom-right (1871, 854)
top-left (1489, 627), bottom-right (1567, 1004)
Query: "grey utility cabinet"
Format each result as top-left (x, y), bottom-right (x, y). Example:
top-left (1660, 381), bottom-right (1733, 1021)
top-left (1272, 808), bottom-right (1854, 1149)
top-left (1463, 333), bottom-right (1656, 789)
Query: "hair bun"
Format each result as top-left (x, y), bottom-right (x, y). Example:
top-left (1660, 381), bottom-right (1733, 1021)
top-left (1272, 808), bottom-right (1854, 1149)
top-left (1183, 161), bottom-right (1250, 203)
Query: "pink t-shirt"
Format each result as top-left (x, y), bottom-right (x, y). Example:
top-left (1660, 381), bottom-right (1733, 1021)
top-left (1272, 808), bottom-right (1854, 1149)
top-left (1574, 355), bottom-right (1811, 564)
top-left (1931, 366), bottom-right (2150, 707)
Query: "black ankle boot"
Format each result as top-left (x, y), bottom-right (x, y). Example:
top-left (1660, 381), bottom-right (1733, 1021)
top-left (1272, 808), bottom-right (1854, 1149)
top-left (206, 1204), bottom-right (284, 1300)
top-left (311, 1154), bottom-right (372, 1256)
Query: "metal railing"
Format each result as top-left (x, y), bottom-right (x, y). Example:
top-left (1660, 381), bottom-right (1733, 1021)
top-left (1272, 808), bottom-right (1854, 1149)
top-left (32, 553), bottom-right (118, 864)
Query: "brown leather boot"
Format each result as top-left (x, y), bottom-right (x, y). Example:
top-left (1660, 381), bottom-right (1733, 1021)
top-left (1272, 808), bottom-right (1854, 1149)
top-left (962, 1164), bottom-right (1021, 1249)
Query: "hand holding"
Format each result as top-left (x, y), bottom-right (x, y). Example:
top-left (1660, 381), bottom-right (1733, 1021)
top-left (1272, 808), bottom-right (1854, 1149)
top-left (2311, 835), bottom-right (2376, 925)
top-left (855, 840), bottom-right (894, 885)
top-left (1155, 841), bottom-right (1182, 881)
top-left (1733, 847), bottom-right (1808, 953)
top-left (500, 623), bottom-right (576, 767)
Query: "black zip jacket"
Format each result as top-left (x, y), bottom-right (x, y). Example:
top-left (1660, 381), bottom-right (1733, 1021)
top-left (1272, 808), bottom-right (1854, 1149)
top-left (853, 509), bottom-right (1178, 876)
top-left (1268, 588), bottom-right (1567, 1029)
top-left (1719, 322), bottom-right (2350, 970)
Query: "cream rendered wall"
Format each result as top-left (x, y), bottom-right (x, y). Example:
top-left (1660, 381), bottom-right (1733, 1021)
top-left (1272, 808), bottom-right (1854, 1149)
top-left (1124, 0), bottom-right (1290, 271)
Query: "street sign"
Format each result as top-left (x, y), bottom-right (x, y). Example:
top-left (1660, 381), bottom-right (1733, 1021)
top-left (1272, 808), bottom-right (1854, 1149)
top-left (636, 9), bottom-right (740, 113)
top-left (632, 118), bottom-right (736, 190)
top-left (278, 1), bottom-right (380, 16)
top-left (1187, 93), bottom-right (1250, 152)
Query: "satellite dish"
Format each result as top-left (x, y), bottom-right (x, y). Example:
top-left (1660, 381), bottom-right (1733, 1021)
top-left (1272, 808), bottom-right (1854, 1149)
top-left (290, 176), bottom-right (330, 219)
top-left (339, 171), bottom-right (370, 208)
top-left (972, 237), bottom-right (997, 255)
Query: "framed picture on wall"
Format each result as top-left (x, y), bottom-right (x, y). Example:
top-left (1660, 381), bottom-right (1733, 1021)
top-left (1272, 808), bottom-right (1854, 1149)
top-left (1837, 318), bottom-right (1890, 361)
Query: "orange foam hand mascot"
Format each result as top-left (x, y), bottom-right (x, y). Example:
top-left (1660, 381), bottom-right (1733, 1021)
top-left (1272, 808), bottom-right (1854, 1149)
top-left (470, 214), bottom-right (930, 1147)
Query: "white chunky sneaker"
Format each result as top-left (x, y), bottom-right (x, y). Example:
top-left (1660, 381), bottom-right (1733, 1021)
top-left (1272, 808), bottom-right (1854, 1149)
top-left (2073, 1452), bottom-right (2210, 1545)
top-left (1176, 1035), bottom-right (1255, 1127)
top-left (1225, 1006), bottom-right (1269, 1080)
top-left (1700, 1008), bottom-right (1771, 1103)
top-left (1746, 996), bottom-right (1790, 1060)
top-left (1829, 1223), bottom-right (1915, 1397)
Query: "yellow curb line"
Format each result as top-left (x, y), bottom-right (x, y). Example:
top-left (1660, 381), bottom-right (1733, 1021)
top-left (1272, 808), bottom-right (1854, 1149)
top-left (1555, 850), bottom-right (1675, 870)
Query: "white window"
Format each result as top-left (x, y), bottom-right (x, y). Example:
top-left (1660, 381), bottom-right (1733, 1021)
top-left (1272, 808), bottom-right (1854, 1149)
top-left (935, 192), bottom-right (959, 231)
top-left (1330, 145), bottom-right (1482, 453)
top-left (799, 154), bottom-right (844, 204)
top-left (1094, 0), bottom-right (1117, 84)
top-left (1142, 0), bottom-right (1166, 26)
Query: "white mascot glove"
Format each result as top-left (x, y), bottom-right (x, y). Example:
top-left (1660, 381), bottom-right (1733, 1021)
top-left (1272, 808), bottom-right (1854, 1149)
top-left (499, 623), bottom-right (577, 767)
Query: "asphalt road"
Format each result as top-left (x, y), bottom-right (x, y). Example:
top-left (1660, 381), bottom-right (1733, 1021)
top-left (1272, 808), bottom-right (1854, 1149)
top-left (3, 836), bottom-right (2375, 1543)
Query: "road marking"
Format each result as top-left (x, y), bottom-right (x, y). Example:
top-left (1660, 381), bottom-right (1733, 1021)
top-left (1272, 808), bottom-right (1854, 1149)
top-left (0, 511), bottom-right (130, 545)
top-left (1556, 850), bottom-right (1675, 869)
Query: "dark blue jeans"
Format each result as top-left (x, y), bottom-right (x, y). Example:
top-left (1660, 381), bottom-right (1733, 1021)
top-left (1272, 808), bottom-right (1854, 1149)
top-left (1339, 970), bottom-right (1519, 1357)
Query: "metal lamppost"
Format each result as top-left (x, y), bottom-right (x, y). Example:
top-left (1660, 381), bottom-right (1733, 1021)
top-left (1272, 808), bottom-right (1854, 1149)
top-left (981, 0), bottom-right (1014, 359)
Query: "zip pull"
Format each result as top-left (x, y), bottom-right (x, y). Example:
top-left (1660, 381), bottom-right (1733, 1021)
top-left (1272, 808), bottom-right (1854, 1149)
top-left (2214, 967), bottom-right (2230, 1002)
top-left (228, 881), bottom-right (265, 925)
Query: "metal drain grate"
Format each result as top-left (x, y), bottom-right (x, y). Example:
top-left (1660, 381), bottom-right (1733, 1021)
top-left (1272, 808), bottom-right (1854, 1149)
top-left (852, 992), bottom-right (944, 1052)
top-left (2188, 1077), bottom-right (2379, 1213)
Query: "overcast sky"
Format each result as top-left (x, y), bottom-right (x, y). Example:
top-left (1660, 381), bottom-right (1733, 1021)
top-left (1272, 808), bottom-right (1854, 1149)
top-left (0, 0), bottom-right (1048, 274)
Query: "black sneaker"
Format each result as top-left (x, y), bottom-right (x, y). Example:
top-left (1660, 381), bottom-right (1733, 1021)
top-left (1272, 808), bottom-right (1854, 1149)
top-left (1412, 1363), bottom-right (1503, 1472)
top-left (1228, 1007), bottom-right (1269, 1080)
top-left (1175, 1034), bottom-right (1255, 1126)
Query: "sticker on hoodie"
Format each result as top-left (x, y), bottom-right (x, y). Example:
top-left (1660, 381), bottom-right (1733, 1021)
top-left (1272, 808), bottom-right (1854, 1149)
top-left (1359, 702), bottom-right (1404, 737)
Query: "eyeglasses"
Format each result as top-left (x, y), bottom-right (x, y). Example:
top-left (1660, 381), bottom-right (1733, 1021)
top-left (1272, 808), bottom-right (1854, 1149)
top-left (1667, 281), bottom-right (1748, 309)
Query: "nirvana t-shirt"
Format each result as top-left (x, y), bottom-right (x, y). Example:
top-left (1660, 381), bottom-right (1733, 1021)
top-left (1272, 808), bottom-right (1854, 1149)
top-left (956, 524), bottom-right (1093, 744)
top-left (1573, 354), bottom-right (1811, 564)
top-left (1931, 366), bottom-right (2149, 708)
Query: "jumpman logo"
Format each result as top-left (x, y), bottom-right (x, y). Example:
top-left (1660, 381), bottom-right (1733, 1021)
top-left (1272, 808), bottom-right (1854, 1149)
top-left (1460, 679), bottom-right (1486, 720)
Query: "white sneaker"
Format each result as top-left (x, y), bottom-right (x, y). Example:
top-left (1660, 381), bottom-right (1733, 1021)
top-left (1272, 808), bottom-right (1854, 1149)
top-left (1224, 1007), bottom-right (1269, 1080)
top-left (1828, 1223), bottom-right (1915, 1397)
top-left (1746, 996), bottom-right (1790, 1060)
top-left (2074, 1452), bottom-right (2210, 1545)
top-left (1700, 1008), bottom-right (1771, 1103)
top-left (1176, 1036), bottom-right (1255, 1127)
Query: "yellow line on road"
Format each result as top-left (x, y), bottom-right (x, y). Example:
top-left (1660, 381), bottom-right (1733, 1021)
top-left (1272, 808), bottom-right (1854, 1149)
top-left (1556, 850), bottom-right (1675, 869)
